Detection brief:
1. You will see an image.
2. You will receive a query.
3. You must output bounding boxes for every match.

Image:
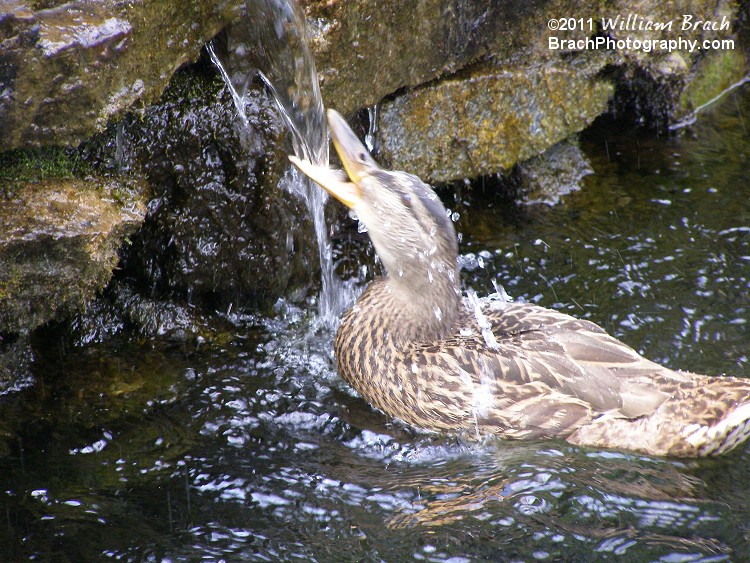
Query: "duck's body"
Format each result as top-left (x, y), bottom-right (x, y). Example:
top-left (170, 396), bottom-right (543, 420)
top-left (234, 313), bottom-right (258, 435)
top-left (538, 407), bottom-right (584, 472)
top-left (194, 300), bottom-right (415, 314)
top-left (291, 109), bottom-right (750, 457)
top-left (336, 281), bottom-right (750, 456)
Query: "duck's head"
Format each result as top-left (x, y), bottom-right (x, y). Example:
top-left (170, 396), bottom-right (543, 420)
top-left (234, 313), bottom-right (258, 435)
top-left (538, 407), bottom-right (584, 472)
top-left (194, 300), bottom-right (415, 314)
top-left (290, 109), bottom-right (461, 316)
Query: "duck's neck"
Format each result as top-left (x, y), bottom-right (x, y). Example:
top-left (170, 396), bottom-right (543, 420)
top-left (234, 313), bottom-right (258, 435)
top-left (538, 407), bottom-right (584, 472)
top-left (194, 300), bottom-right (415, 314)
top-left (383, 257), bottom-right (463, 343)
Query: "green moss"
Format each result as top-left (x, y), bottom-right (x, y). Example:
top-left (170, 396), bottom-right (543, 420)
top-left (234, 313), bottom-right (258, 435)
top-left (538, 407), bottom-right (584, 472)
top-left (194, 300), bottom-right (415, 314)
top-left (0, 147), bottom-right (91, 198)
top-left (679, 50), bottom-right (748, 112)
top-left (158, 67), bottom-right (225, 105)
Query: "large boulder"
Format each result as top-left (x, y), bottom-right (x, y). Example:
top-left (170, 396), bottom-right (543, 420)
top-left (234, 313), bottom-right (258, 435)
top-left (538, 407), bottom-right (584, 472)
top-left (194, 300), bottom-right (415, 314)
top-left (0, 0), bottom-right (243, 150)
top-left (377, 57), bottom-right (613, 183)
top-left (0, 176), bottom-right (148, 333)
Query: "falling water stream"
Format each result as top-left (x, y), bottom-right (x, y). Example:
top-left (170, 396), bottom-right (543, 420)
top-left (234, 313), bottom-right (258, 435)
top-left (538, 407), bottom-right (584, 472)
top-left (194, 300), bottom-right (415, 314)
top-left (209, 0), bottom-right (352, 325)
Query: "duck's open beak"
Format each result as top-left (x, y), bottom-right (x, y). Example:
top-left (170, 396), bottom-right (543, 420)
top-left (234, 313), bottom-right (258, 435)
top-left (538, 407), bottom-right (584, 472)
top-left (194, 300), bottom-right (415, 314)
top-left (289, 155), bottom-right (360, 208)
top-left (289, 109), bottom-right (371, 209)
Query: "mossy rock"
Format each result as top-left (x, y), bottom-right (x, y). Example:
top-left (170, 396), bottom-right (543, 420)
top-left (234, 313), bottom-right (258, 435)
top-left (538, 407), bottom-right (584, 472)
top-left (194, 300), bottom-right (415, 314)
top-left (0, 177), bottom-right (148, 333)
top-left (0, 0), bottom-right (243, 150)
top-left (378, 57), bottom-right (613, 182)
top-left (679, 50), bottom-right (749, 114)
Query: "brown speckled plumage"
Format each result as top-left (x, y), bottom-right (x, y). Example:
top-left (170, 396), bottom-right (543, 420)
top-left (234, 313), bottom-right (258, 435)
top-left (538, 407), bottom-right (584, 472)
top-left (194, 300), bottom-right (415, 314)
top-left (292, 109), bottom-right (750, 457)
top-left (335, 282), bottom-right (750, 456)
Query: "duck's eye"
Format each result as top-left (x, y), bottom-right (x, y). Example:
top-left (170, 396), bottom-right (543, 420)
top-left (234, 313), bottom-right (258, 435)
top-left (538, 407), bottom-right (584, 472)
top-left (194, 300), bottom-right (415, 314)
top-left (401, 193), bottom-right (412, 208)
top-left (357, 152), bottom-right (368, 163)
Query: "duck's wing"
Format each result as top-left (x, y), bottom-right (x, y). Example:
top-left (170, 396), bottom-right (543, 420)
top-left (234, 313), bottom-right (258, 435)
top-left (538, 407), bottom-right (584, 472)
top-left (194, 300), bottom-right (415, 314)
top-left (405, 302), bottom-right (677, 438)
top-left (485, 302), bottom-right (678, 417)
top-left (496, 303), bottom-right (689, 418)
top-left (404, 338), bottom-right (596, 439)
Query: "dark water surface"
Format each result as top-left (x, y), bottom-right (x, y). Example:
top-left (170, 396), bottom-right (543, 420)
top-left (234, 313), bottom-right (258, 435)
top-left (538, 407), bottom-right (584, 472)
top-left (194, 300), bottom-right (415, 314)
top-left (2, 87), bottom-right (750, 561)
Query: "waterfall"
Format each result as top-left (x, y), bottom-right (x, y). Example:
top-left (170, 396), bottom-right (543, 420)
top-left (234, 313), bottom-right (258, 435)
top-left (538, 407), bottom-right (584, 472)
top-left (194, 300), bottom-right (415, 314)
top-left (208, 0), bottom-right (353, 326)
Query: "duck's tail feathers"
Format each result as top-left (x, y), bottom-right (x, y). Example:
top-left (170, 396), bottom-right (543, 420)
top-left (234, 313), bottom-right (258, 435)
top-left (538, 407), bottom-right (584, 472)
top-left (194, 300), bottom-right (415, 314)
top-left (568, 373), bottom-right (750, 457)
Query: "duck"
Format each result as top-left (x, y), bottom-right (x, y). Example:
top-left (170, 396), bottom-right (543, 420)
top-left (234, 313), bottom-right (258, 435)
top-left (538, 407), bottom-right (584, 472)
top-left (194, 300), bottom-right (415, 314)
top-left (290, 109), bottom-right (750, 457)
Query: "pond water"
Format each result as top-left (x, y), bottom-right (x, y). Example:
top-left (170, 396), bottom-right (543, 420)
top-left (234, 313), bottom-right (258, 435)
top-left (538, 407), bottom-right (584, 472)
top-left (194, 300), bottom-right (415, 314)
top-left (2, 85), bottom-right (750, 561)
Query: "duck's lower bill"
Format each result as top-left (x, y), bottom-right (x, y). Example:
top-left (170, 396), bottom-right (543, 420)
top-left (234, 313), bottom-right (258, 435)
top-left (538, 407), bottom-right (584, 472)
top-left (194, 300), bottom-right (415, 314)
top-left (289, 155), bottom-right (362, 208)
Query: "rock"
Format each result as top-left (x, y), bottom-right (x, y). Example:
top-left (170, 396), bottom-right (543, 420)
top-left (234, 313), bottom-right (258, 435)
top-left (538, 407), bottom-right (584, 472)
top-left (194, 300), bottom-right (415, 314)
top-left (377, 58), bottom-right (613, 183)
top-left (301, 0), bottom-right (747, 180)
top-left (0, 333), bottom-right (34, 396)
top-left (300, 0), bottom-right (537, 116)
top-left (0, 176), bottom-right (148, 333)
top-left (675, 49), bottom-right (749, 125)
top-left (0, 0), bottom-right (243, 150)
top-left (605, 1), bottom-right (747, 129)
top-left (68, 280), bottom-right (217, 345)
top-left (513, 138), bottom-right (594, 206)
top-left (112, 68), bottom-right (319, 311)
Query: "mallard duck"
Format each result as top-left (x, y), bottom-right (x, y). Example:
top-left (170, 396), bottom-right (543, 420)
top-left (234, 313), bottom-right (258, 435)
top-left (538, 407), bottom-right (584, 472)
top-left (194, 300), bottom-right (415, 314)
top-left (290, 109), bottom-right (750, 457)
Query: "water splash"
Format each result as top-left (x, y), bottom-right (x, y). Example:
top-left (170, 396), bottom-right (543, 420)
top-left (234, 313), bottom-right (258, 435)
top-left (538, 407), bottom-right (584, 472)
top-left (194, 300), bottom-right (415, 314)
top-left (209, 0), bottom-right (354, 325)
top-left (365, 104), bottom-right (379, 152)
top-left (467, 289), bottom-right (500, 351)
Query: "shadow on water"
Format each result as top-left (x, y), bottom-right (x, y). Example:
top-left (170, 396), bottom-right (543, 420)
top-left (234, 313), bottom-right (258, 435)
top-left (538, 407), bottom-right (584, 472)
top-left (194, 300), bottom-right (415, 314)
top-left (2, 75), bottom-right (750, 563)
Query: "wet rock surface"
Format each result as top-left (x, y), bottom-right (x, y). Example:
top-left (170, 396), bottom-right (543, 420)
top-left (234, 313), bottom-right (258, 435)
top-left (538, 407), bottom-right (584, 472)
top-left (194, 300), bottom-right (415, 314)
top-left (0, 176), bottom-right (148, 333)
top-left (0, 0), bottom-right (243, 150)
top-left (513, 138), bottom-right (594, 205)
top-left (377, 57), bottom-right (613, 183)
top-left (2, 0), bottom-right (747, 161)
top-left (0, 333), bottom-right (33, 396)
top-left (602, 1), bottom-right (745, 128)
top-left (300, 0), bottom-right (538, 116)
top-left (110, 68), bottom-right (318, 311)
